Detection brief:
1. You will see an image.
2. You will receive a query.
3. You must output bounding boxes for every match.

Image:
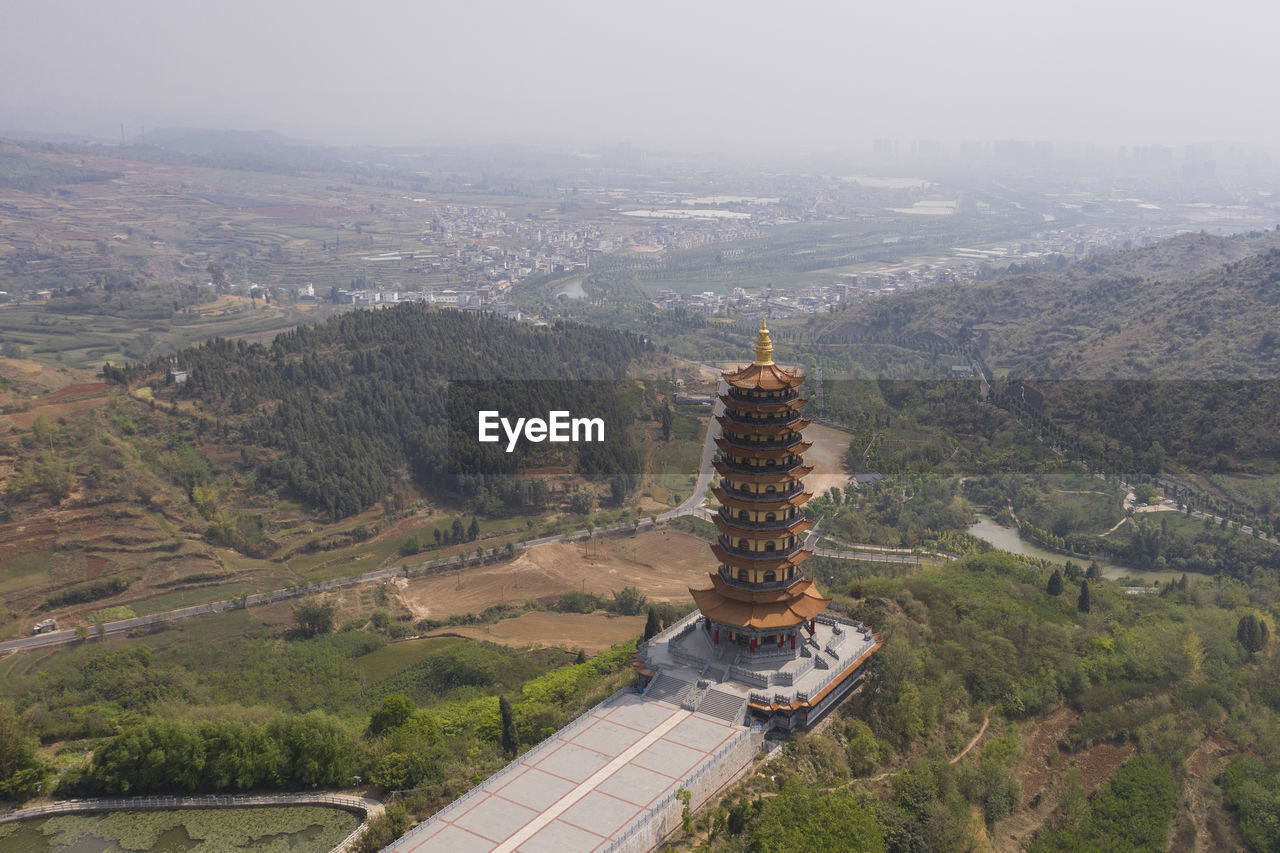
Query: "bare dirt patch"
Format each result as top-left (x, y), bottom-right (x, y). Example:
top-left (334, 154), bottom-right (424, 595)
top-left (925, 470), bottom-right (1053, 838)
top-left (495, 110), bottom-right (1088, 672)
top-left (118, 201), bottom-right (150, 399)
top-left (395, 529), bottom-right (715, 622)
top-left (994, 705), bottom-right (1135, 853)
top-left (426, 611), bottom-right (645, 654)
top-left (805, 422), bottom-right (853, 495)
top-left (1174, 731), bottom-right (1244, 852)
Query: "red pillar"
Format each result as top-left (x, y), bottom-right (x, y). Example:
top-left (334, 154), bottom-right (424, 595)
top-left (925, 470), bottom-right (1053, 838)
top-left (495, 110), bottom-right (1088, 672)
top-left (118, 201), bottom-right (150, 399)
top-left (750, 637), bottom-right (758, 653)
top-left (790, 634), bottom-right (796, 650)
top-left (809, 620), bottom-right (815, 634)
top-left (713, 628), bottom-right (719, 645)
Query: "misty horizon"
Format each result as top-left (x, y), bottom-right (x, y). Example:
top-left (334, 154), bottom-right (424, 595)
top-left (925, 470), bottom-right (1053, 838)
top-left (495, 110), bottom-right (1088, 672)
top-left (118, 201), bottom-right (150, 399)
top-left (5, 0), bottom-right (1280, 157)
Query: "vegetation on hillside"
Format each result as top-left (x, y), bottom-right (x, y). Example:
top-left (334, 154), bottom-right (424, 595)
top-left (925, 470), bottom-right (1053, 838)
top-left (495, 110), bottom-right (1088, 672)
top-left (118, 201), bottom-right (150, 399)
top-left (105, 305), bottom-right (653, 519)
top-left (668, 551), bottom-right (1279, 852)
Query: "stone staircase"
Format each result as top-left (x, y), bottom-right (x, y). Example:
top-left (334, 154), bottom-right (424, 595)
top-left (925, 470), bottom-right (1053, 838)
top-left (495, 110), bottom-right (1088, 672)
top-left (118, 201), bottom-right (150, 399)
top-left (645, 672), bottom-right (695, 706)
top-left (695, 687), bottom-right (749, 724)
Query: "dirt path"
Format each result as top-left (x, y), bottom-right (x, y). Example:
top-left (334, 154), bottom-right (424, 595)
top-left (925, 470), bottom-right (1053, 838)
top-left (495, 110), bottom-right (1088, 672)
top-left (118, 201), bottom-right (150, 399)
top-left (950, 711), bottom-right (991, 764)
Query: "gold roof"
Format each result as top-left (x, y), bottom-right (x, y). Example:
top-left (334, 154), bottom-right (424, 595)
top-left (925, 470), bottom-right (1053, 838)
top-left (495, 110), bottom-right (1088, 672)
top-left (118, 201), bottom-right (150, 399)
top-left (754, 318), bottom-right (774, 365)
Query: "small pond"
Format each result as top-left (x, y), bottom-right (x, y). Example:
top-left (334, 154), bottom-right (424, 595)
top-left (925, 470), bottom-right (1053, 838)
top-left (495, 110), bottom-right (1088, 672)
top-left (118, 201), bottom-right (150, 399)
top-left (0, 806), bottom-right (359, 853)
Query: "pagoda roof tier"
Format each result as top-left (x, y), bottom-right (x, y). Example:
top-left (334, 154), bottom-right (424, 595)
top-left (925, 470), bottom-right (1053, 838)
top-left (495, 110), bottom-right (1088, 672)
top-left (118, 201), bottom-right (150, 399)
top-left (719, 394), bottom-right (807, 414)
top-left (713, 512), bottom-right (812, 540)
top-left (716, 394), bottom-right (803, 414)
top-left (717, 415), bottom-right (811, 436)
top-left (713, 485), bottom-right (813, 511)
top-left (699, 572), bottom-right (819, 604)
top-left (722, 362), bottom-right (805, 391)
top-left (712, 542), bottom-right (812, 572)
top-left (715, 437), bottom-right (812, 459)
top-left (690, 578), bottom-right (829, 630)
top-left (714, 459), bottom-right (813, 482)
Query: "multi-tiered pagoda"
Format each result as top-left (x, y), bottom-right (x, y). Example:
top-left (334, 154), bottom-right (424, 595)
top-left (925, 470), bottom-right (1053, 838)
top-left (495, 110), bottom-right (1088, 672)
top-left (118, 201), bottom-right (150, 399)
top-left (637, 321), bottom-right (880, 731)
top-left (692, 321), bottom-right (829, 653)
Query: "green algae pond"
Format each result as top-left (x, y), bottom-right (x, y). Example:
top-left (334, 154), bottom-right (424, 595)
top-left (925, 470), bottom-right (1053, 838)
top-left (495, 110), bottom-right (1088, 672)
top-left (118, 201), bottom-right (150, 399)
top-left (0, 806), bottom-right (359, 852)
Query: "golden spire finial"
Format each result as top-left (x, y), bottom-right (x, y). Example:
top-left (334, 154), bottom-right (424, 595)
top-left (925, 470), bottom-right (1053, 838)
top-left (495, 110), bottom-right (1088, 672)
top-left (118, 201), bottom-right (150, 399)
top-left (754, 317), bottom-right (774, 365)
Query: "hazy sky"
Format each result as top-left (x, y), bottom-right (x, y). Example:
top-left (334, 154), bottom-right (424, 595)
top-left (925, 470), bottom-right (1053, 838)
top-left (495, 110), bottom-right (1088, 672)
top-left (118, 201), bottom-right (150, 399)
top-left (4, 0), bottom-right (1278, 153)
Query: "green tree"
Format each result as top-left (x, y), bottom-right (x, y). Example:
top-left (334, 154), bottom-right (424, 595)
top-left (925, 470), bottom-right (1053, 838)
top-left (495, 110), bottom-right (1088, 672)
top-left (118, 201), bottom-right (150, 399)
top-left (1237, 614), bottom-right (1270, 655)
top-left (643, 607), bottom-right (662, 641)
top-left (610, 585), bottom-right (647, 616)
top-left (292, 598), bottom-right (336, 637)
top-left (1143, 442), bottom-right (1165, 475)
top-left (570, 487), bottom-right (595, 515)
top-left (500, 696), bottom-right (518, 759)
top-left (1047, 568), bottom-right (1063, 596)
top-left (1077, 580), bottom-right (1092, 614)
top-left (368, 694), bottom-right (416, 736)
top-left (748, 780), bottom-right (886, 852)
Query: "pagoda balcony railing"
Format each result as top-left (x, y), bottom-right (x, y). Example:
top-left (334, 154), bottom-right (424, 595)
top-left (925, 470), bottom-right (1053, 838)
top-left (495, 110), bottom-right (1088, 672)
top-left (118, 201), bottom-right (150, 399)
top-left (719, 411), bottom-right (802, 427)
top-left (717, 568), bottom-right (803, 591)
top-left (726, 388), bottom-right (799, 405)
top-left (718, 510), bottom-right (803, 530)
top-left (720, 436), bottom-right (805, 450)
top-left (715, 457), bottom-right (805, 476)
top-left (718, 539), bottom-right (806, 560)
top-left (718, 485), bottom-right (806, 503)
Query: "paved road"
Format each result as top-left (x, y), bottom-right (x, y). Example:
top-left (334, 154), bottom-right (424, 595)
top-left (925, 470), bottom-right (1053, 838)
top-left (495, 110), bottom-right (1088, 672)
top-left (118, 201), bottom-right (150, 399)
top-left (660, 376), bottom-right (726, 523)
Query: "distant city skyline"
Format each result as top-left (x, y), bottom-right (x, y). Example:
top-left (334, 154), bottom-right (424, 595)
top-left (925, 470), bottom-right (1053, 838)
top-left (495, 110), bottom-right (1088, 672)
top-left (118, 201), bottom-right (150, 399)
top-left (4, 0), bottom-right (1279, 155)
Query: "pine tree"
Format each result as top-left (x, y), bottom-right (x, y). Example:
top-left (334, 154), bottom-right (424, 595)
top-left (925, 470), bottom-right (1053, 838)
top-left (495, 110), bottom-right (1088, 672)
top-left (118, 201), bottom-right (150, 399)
top-left (643, 607), bottom-right (662, 641)
top-left (1047, 569), bottom-right (1064, 596)
top-left (1237, 614), bottom-right (1270, 655)
top-left (1077, 580), bottom-right (1092, 614)
top-left (499, 696), bottom-right (518, 759)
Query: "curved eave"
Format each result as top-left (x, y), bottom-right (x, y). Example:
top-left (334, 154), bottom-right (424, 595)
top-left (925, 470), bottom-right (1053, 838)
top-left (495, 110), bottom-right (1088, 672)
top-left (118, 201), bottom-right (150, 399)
top-left (711, 542), bottom-right (812, 572)
top-left (689, 582), bottom-right (830, 630)
top-left (714, 437), bottom-right (813, 459)
top-left (720, 395), bottom-right (807, 414)
top-left (713, 485), bottom-right (813, 511)
top-left (713, 513), bottom-right (812, 540)
top-left (703, 572), bottom-right (819, 603)
top-left (716, 415), bottom-right (812, 436)
top-left (722, 362), bottom-right (805, 390)
top-left (714, 460), bottom-right (814, 483)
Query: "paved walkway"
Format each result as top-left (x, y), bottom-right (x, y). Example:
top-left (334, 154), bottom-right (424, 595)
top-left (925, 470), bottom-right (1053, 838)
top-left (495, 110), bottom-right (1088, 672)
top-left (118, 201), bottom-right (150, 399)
top-left (389, 691), bottom-right (755, 853)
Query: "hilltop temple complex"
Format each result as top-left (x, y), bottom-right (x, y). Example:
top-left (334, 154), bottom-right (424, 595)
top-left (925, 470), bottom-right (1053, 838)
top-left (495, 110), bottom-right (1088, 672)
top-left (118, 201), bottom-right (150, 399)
top-left (635, 320), bottom-right (880, 731)
top-left (388, 325), bottom-right (878, 852)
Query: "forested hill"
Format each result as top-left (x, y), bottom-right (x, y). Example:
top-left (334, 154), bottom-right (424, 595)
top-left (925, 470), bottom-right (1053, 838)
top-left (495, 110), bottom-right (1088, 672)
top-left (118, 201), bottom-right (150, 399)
top-left (131, 305), bottom-right (652, 518)
top-left (825, 230), bottom-right (1280, 379)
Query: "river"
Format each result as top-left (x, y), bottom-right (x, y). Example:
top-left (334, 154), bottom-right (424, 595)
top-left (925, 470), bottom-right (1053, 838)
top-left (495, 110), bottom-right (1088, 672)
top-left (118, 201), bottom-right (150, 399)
top-left (966, 517), bottom-right (1185, 585)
